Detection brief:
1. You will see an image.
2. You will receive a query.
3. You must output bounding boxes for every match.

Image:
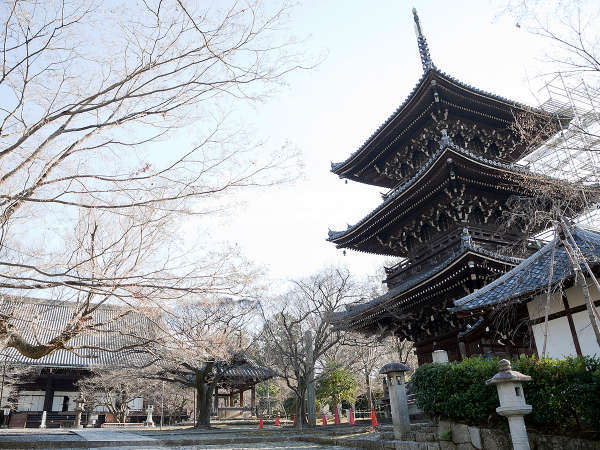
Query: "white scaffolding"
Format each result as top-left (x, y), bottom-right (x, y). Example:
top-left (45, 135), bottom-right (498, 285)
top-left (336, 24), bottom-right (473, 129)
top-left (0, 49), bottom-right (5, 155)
top-left (519, 73), bottom-right (600, 233)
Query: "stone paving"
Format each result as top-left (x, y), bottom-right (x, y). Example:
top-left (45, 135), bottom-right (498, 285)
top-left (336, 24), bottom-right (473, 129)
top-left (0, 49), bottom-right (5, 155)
top-left (0, 425), bottom-right (355, 449)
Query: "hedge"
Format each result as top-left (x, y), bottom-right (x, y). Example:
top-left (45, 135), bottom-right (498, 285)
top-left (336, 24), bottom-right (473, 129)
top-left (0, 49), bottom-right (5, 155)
top-left (410, 355), bottom-right (600, 433)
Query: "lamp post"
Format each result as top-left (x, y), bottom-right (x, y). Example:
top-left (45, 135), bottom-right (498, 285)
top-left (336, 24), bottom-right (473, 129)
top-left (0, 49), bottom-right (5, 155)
top-left (74, 394), bottom-right (85, 429)
top-left (379, 362), bottom-right (410, 439)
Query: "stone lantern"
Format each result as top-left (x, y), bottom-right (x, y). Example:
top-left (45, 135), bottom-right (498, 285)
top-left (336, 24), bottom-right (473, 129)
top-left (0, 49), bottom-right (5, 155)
top-left (74, 394), bottom-right (85, 429)
top-left (379, 362), bottom-right (410, 439)
top-left (486, 359), bottom-right (532, 450)
top-left (144, 405), bottom-right (154, 426)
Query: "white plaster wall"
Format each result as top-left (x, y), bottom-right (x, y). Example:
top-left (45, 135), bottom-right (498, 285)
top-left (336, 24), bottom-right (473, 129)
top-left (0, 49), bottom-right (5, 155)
top-left (51, 391), bottom-right (78, 412)
top-left (572, 310), bottom-right (600, 357)
top-left (528, 292), bottom-right (564, 320)
top-left (531, 317), bottom-right (576, 358)
top-left (17, 391), bottom-right (45, 411)
top-left (528, 281), bottom-right (600, 358)
top-left (564, 285), bottom-right (586, 308)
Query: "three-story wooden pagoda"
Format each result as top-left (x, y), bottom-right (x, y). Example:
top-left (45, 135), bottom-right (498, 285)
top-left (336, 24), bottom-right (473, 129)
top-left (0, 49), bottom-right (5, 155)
top-left (328, 10), bottom-right (569, 364)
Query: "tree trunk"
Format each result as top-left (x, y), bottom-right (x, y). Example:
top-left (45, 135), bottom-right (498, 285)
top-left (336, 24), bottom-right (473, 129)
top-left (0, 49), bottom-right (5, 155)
top-left (195, 371), bottom-right (213, 427)
top-left (295, 383), bottom-right (307, 431)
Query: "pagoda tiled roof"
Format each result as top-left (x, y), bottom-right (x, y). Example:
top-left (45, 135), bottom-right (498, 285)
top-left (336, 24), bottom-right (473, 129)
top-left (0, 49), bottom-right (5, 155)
top-left (451, 226), bottom-right (600, 312)
top-left (330, 67), bottom-right (553, 178)
top-left (331, 233), bottom-right (521, 326)
top-left (327, 138), bottom-right (529, 247)
top-left (0, 296), bottom-right (158, 369)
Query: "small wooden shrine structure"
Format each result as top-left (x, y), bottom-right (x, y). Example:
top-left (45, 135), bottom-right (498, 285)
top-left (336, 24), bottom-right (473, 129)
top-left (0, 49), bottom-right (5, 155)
top-left (329, 10), bottom-right (574, 365)
top-left (212, 358), bottom-right (276, 419)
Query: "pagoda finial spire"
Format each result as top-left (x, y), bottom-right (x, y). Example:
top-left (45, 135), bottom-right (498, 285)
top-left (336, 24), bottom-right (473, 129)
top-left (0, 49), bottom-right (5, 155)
top-left (412, 8), bottom-right (435, 72)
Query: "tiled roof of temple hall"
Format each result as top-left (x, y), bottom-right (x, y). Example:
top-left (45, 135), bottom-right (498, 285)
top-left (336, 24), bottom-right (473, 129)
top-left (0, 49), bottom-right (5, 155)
top-left (451, 226), bottom-right (600, 312)
top-left (0, 296), bottom-right (159, 369)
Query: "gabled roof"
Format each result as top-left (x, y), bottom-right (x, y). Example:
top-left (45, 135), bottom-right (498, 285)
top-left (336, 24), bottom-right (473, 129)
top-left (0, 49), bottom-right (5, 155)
top-left (0, 296), bottom-right (158, 369)
top-left (331, 233), bottom-right (520, 329)
top-left (451, 226), bottom-right (600, 312)
top-left (328, 139), bottom-right (529, 254)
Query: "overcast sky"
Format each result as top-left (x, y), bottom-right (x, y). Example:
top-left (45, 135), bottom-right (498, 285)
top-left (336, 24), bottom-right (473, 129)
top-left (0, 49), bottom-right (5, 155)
top-left (183, 0), bottom-right (557, 289)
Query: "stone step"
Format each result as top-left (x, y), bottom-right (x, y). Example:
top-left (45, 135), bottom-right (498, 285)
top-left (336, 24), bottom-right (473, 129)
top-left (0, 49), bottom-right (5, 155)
top-left (386, 440), bottom-right (441, 450)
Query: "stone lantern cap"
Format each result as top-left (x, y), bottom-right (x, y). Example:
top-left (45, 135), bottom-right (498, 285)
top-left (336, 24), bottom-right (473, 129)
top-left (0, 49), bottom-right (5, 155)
top-left (486, 359), bottom-right (531, 385)
top-left (379, 362), bottom-right (410, 375)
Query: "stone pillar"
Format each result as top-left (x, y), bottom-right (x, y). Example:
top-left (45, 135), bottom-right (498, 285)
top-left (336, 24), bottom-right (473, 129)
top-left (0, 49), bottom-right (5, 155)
top-left (39, 411), bottom-right (47, 429)
top-left (305, 330), bottom-right (316, 427)
top-left (379, 362), bottom-right (411, 439)
top-left (213, 389), bottom-right (219, 416)
top-left (486, 359), bottom-right (532, 450)
top-left (74, 394), bottom-right (84, 429)
top-left (250, 386), bottom-right (256, 410)
top-left (432, 349), bottom-right (449, 364)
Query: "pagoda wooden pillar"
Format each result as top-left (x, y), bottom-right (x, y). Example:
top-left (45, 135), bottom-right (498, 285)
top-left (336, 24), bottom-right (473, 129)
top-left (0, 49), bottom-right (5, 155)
top-left (229, 392), bottom-right (234, 407)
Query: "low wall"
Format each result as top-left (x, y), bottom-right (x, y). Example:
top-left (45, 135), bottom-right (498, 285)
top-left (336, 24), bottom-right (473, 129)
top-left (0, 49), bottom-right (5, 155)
top-left (438, 419), bottom-right (600, 450)
top-left (217, 407), bottom-right (252, 419)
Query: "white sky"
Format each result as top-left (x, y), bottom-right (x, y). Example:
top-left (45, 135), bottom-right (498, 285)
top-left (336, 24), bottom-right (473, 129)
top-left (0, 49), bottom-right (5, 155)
top-left (184, 0), bottom-right (556, 289)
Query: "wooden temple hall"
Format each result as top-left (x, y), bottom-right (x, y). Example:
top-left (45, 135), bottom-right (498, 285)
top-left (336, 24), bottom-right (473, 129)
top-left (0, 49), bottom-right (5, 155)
top-left (328, 10), bottom-right (577, 365)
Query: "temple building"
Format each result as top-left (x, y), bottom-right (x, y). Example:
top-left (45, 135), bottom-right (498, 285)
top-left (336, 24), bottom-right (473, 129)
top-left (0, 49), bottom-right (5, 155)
top-left (0, 296), bottom-right (157, 427)
top-left (0, 297), bottom-right (275, 427)
top-left (328, 10), bottom-right (577, 364)
top-left (452, 224), bottom-right (600, 359)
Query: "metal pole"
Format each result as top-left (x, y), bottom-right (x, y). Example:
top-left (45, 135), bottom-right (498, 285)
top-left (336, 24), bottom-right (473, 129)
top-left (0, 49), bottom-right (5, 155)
top-left (160, 381), bottom-right (164, 430)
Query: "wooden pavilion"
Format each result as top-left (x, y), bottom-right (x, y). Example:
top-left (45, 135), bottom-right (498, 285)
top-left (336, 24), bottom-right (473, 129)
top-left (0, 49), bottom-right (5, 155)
top-left (212, 358), bottom-right (276, 419)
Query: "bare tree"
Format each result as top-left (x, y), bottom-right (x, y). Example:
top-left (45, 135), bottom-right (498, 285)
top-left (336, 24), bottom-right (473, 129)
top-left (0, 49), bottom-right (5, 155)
top-left (0, 361), bottom-right (36, 410)
top-left (77, 367), bottom-right (155, 423)
top-left (323, 333), bottom-right (415, 411)
top-left (257, 267), bottom-right (361, 430)
top-left (156, 297), bottom-right (255, 427)
top-left (0, 0), bottom-right (306, 359)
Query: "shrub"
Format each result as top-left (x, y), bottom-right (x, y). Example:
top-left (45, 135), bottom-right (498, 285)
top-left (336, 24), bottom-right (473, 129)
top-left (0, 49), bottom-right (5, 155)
top-left (411, 355), bottom-right (600, 433)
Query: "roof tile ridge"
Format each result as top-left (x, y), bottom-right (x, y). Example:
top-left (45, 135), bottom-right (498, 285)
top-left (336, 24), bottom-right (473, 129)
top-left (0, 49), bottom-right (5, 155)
top-left (328, 141), bottom-right (529, 243)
